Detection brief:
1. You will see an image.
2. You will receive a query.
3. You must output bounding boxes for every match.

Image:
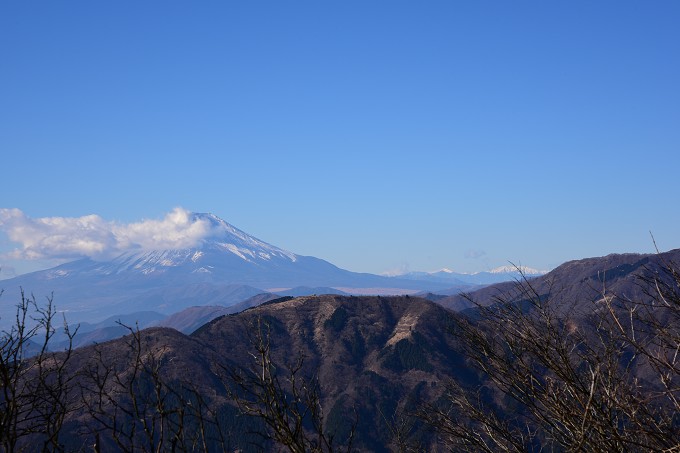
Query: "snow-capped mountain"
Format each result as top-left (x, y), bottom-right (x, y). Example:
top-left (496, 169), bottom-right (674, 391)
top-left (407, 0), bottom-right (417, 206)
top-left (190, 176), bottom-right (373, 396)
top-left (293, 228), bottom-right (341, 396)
top-left (62, 212), bottom-right (297, 277)
top-left (395, 265), bottom-right (548, 287)
top-left (0, 213), bottom-right (446, 326)
top-left (489, 265), bottom-right (546, 275)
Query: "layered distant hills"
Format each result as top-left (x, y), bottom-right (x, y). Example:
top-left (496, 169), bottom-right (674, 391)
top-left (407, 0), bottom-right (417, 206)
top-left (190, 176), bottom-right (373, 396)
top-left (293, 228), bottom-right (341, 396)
top-left (25, 247), bottom-right (680, 450)
top-left (0, 212), bottom-right (536, 329)
top-left (396, 265), bottom-right (546, 295)
top-left (46, 294), bottom-right (468, 451)
top-left (2, 221), bottom-right (679, 450)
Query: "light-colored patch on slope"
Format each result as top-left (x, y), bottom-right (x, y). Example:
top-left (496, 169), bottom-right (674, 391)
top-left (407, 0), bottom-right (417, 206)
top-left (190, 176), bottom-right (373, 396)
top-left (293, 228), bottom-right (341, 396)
top-left (254, 295), bottom-right (339, 345)
top-left (386, 308), bottom-right (422, 347)
top-left (263, 296), bottom-right (312, 311)
top-left (313, 296), bottom-right (340, 341)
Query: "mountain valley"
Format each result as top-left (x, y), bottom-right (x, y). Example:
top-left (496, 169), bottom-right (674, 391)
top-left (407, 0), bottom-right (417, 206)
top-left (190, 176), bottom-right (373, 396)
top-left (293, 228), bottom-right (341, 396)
top-left (1, 214), bottom-right (678, 451)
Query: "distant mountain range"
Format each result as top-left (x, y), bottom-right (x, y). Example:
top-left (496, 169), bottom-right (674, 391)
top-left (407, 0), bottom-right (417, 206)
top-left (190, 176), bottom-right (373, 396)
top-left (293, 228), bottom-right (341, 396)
top-left (0, 214), bottom-right (439, 326)
top-left (0, 212), bottom-right (544, 335)
top-left (394, 265), bottom-right (546, 286)
top-left (37, 247), bottom-right (680, 450)
top-left (45, 294), bottom-right (467, 450)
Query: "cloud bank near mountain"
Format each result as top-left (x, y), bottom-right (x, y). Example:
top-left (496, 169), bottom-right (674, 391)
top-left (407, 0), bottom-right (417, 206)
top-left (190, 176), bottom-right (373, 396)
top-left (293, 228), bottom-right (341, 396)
top-left (0, 207), bottom-right (213, 260)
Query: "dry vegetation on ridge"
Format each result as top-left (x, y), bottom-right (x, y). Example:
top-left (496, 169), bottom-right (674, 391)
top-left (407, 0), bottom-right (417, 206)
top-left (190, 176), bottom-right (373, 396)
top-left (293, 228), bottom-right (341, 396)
top-left (1, 250), bottom-right (679, 451)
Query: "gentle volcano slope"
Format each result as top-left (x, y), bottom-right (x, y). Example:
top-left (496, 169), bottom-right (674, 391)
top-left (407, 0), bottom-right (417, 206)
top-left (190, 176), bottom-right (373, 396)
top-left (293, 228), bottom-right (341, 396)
top-left (438, 248), bottom-right (680, 312)
top-left (0, 212), bottom-right (448, 326)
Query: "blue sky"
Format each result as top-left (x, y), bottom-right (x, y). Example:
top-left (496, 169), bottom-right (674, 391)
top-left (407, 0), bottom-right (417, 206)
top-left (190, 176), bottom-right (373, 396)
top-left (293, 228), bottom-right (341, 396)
top-left (1, 1), bottom-right (679, 277)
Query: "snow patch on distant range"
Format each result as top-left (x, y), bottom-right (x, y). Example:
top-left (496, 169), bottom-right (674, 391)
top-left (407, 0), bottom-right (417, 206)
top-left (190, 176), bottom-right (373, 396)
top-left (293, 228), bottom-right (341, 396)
top-left (489, 265), bottom-right (547, 275)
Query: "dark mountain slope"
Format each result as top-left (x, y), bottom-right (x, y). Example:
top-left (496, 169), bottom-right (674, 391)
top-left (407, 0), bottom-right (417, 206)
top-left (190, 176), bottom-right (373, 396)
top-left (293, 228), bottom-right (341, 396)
top-left (192, 295), bottom-right (466, 450)
top-left (424, 249), bottom-right (680, 451)
top-left (438, 248), bottom-right (680, 312)
top-left (156, 292), bottom-right (282, 333)
top-left (12, 248), bottom-right (680, 451)
top-left (53, 295), bottom-right (464, 451)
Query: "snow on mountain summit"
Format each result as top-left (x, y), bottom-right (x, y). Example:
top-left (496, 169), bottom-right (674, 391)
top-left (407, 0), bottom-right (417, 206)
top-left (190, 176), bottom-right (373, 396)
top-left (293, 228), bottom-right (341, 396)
top-left (489, 265), bottom-right (546, 275)
top-left (191, 212), bottom-right (297, 261)
top-left (98, 212), bottom-right (298, 274)
top-left (389, 263), bottom-right (550, 288)
top-left (435, 268), bottom-right (455, 274)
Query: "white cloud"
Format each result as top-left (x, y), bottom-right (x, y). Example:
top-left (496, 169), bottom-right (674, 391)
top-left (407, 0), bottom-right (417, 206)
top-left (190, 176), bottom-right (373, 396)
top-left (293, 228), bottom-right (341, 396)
top-left (0, 207), bottom-right (213, 261)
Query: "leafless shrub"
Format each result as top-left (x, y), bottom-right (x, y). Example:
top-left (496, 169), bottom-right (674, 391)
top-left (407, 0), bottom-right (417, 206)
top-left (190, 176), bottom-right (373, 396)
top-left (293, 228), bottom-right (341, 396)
top-left (225, 316), bottom-right (356, 452)
top-left (421, 258), bottom-right (680, 452)
top-left (0, 289), bottom-right (78, 452)
top-left (79, 323), bottom-right (231, 452)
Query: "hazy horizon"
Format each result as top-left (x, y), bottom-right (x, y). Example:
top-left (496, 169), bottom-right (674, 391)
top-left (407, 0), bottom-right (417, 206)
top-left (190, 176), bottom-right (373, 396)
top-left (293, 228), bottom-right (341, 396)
top-left (2, 1), bottom-right (678, 277)
top-left (0, 207), bottom-right (552, 279)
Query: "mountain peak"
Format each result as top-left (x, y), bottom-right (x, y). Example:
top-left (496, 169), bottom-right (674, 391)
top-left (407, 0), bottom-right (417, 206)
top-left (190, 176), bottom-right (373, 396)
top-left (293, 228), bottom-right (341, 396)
top-left (435, 268), bottom-right (455, 274)
top-left (489, 265), bottom-right (546, 275)
top-left (182, 212), bottom-right (297, 261)
top-left (190, 211), bottom-right (230, 229)
top-left (98, 212), bottom-right (298, 274)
